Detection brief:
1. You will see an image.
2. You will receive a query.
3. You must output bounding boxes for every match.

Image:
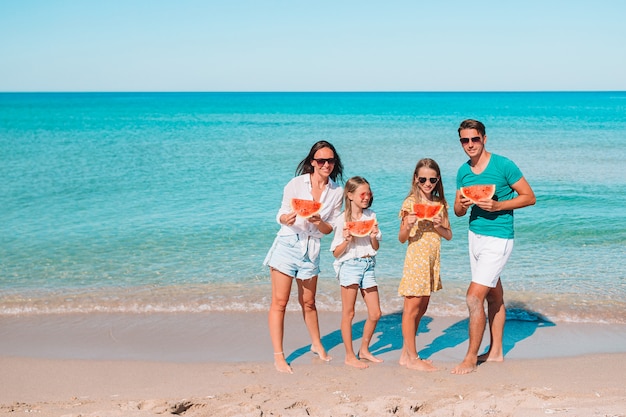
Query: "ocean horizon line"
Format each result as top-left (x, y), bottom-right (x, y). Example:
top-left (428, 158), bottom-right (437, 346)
top-left (1, 90), bottom-right (625, 94)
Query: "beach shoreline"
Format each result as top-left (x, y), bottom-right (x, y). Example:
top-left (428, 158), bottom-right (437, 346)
top-left (1, 311), bottom-right (626, 362)
top-left (2, 312), bottom-right (626, 416)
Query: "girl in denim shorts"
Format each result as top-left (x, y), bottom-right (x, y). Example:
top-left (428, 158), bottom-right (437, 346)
top-left (330, 176), bottom-right (382, 369)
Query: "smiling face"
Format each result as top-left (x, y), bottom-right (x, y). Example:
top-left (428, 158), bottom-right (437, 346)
top-left (311, 147), bottom-right (336, 178)
top-left (349, 183), bottom-right (373, 210)
top-left (415, 166), bottom-right (440, 199)
top-left (459, 128), bottom-right (486, 159)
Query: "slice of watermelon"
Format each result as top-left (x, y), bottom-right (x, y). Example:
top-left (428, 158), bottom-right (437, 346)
top-left (291, 198), bottom-right (323, 217)
top-left (346, 219), bottom-right (376, 237)
top-left (413, 203), bottom-right (443, 220)
top-left (460, 184), bottom-right (496, 204)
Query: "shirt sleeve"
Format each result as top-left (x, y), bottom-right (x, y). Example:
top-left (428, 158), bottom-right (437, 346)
top-left (275, 178), bottom-right (296, 224)
top-left (503, 157), bottom-right (524, 186)
top-left (322, 182), bottom-right (343, 226)
top-left (329, 214), bottom-right (346, 251)
top-left (399, 196), bottom-right (414, 218)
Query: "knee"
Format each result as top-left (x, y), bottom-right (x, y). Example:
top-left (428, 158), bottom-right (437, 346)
top-left (300, 296), bottom-right (317, 311)
top-left (343, 309), bottom-right (356, 321)
top-left (369, 309), bottom-right (382, 322)
top-left (271, 297), bottom-right (289, 312)
top-left (466, 294), bottom-right (484, 314)
top-left (403, 303), bottom-right (419, 319)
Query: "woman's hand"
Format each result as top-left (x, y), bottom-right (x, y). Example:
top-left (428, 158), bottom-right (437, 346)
top-left (280, 212), bottom-right (297, 226)
top-left (307, 213), bottom-right (322, 225)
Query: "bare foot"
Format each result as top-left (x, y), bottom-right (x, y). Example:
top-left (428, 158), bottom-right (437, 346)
top-left (406, 356), bottom-right (437, 372)
top-left (359, 350), bottom-right (383, 363)
top-left (478, 351), bottom-right (503, 363)
top-left (311, 346), bottom-right (332, 362)
top-left (399, 351), bottom-right (431, 366)
top-left (345, 356), bottom-right (369, 369)
top-left (273, 353), bottom-right (293, 374)
top-left (451, 358), bottom-right (477, 375)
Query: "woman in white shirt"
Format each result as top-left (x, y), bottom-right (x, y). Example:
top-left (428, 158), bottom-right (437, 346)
top-left (264, 140), bottom-right (344, 374)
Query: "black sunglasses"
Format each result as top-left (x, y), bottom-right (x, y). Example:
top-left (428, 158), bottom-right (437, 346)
top-left (418, 177), bottom-right (439, 184)
top-left (459, 136), bottom-right (482, 145)
top-left (313, 158), bottom-right (336, 166)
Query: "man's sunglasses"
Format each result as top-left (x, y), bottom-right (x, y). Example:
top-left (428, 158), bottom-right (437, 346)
top-left (459, 136), bottom-right (482, 145)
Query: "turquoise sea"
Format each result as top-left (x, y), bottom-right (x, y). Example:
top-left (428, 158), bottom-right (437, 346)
top-left (1, 92), bottom-right (625, 323)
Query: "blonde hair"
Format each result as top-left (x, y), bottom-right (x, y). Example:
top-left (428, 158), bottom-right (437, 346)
top-left (343, 176), bottom-right (373, 221)
top-left (407, 158), bottom-right (449, 222)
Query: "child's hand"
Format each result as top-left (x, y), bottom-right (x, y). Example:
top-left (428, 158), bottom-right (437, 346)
top-left (406, 213), bottom-right (417, 228)
top-left (432, 214), bottom-right (442, 228)
top-left (370, 223), bottom-right (379, 238)
top-left (343, 225), bottom-right (353, 241)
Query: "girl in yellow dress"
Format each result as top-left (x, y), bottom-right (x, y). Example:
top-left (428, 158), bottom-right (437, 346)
top-left (398, 158), bottom-right (452, 371)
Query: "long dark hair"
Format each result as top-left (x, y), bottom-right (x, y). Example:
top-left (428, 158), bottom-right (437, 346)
top-left (295, 140), bottom-right (344, 183)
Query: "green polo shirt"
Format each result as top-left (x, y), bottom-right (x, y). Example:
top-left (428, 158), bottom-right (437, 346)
top-left (456, 153), bottom-right (523, 239)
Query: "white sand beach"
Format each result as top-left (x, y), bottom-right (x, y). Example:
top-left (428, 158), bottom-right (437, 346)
top-left (1, 311), bottom-right (626, 416)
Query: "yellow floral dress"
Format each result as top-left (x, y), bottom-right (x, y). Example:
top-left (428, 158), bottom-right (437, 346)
top-left (398, 195), bottom-right (443, 296)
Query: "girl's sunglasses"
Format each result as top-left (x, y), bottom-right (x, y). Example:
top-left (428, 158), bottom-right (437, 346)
top-left (418, 177), bottom-right (439, 184)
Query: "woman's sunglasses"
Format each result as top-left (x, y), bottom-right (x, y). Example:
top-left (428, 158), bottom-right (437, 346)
top-left (313, 158), bottom-right (336, 166)
top-left (418, 177), bottom-right (439, 184)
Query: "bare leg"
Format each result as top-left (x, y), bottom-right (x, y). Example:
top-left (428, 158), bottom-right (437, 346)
top-left (479, 279), bottom-right (505, 363)
top-left (358, 286), bottom-right (383, 363)
top-left (297, 276), bottom-right (332, 361)
top-left (341, 284), bottom-right (367, 368)
top-left (400, 296), bottom-right (437, 371)
top-left (268, 268), bottom-right (294, 374)
top-left (451, 282), bottom-right (490, 374)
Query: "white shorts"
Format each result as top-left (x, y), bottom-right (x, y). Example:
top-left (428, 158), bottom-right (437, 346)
top-left (468, 231), bottom-right (514, 288)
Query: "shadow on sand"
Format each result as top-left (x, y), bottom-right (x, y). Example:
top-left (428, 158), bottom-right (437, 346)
top-left (286, 301), bottom-right (554, 363)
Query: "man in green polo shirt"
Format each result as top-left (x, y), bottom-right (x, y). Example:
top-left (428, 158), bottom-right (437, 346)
top-left (452, 119), bottom-right (536, 375)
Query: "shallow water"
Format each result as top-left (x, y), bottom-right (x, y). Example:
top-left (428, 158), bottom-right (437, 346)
top-left (1, 92), bottom-right (625, 323)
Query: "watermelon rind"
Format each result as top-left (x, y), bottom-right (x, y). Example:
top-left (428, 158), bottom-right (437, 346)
top-left (346, 219), bottom-right (376, 237)
top-left (291, 198), bottom-right (323, 217)
top-left (460, 184), bottom-right (496, 204)
top-left (412, 203), bottom-right (443, 220)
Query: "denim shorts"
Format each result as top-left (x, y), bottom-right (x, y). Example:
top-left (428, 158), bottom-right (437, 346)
top-left (337, 257), bottom-right (377, 289)
top-left (264, 234), bottom-right (320, 280)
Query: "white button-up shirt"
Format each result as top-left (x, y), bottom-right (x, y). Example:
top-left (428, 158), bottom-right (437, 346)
top-left (274, 174), bottom-right (343, 261)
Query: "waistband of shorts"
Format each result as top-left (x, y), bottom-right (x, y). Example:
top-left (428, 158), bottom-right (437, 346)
top-left (351, 256), bottom-right (375, 262)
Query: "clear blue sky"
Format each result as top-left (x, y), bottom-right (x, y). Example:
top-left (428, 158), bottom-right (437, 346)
top-left (1, 0), bottom-right (624, 92)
